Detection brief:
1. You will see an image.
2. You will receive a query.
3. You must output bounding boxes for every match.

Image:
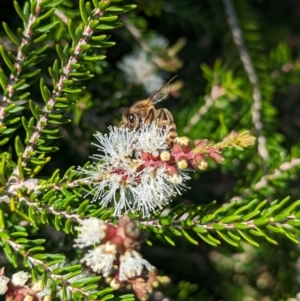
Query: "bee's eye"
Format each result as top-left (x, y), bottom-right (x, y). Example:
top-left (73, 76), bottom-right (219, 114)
top-left (128, 113), bottom-right (135, 124)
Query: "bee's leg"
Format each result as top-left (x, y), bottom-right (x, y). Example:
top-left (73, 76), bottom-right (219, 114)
top-left (120, 121), bottom-right (126, 128)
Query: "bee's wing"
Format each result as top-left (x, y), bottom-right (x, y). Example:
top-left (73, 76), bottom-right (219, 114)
top-left (150, 75), bottom-right (177, 105)
top-left (150, 84), bottom-right (170, 105)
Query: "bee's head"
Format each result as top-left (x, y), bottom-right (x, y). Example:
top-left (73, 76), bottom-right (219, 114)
top-left (120, 108), bottom-right (141, 130)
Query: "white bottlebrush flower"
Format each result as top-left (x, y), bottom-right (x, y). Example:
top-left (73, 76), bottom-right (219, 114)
top-left (92, 125), bottom-right (138, 164)
top-left (119, 250), bottom-right (154, 281)
top-left (0, 275), bottom-right (9, 294)
top-left (11, 271), bottom-right (30, 287)
top-left (81, 242), bottom-right (117, 277)
top-left (78, 124), bottom-right (190, 217)
top-left (74, 217), bottom-right (107, 248)
top-left (133, 166), bottom-right (190, 217)
top-left (135, 122), bottom-right (169, 154)
top-left (117, 50), bottom-right (164, 94)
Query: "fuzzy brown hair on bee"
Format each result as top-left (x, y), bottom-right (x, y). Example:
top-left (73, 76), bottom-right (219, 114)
top-left (120, 76), bottom-right (178, 146)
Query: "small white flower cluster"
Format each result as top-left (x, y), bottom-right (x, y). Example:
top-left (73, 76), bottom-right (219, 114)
top-left (11, 271), bottom-right (30, 287)
top-left (0, 271), bottom-right (31, 295)
top-left (74, 217), bottom-right (107, 248)
top-left (78, 123), bottom-right (190, 216)
top-left (81, 242), bottom-right (117, 277)
top-left (0, 275), bottom-right (9, 295)
top-left (75, 217), bottom-right (154, 281)
top-left (119, 250), bottom-right (154, 281)
top-left (81, 244), bottom-right (154, 281)
top-left (117, 50), bottom-right (164, 94)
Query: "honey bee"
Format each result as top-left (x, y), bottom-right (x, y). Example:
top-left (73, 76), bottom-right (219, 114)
top-left (120, 77), bottom-right (177, 146)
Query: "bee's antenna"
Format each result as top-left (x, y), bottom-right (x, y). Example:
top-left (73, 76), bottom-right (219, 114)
top-left (166, 75), bottom-right (178, 85)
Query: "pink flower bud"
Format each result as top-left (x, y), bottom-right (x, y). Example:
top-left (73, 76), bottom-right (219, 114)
top-left (150, 151), bottom-right (160, 161)
top-left (208, 152), bottom-right (224, 163)
top-left (195, 139), bottom-right (209, 148)
top-left (141, 151), bottom-right (151, 161)
top-left (172, 141), bottom-right (182, 155)
top-left (193, 154), bottom-right (208, 170)
top-left (194, 139), bottom-right (209, 153)
top-left (105, 224), bottom-right (117, 240)
top-left (165, 165), bottom-right (179, 177)
top-left (174, 136), bottom-right (191, 153)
